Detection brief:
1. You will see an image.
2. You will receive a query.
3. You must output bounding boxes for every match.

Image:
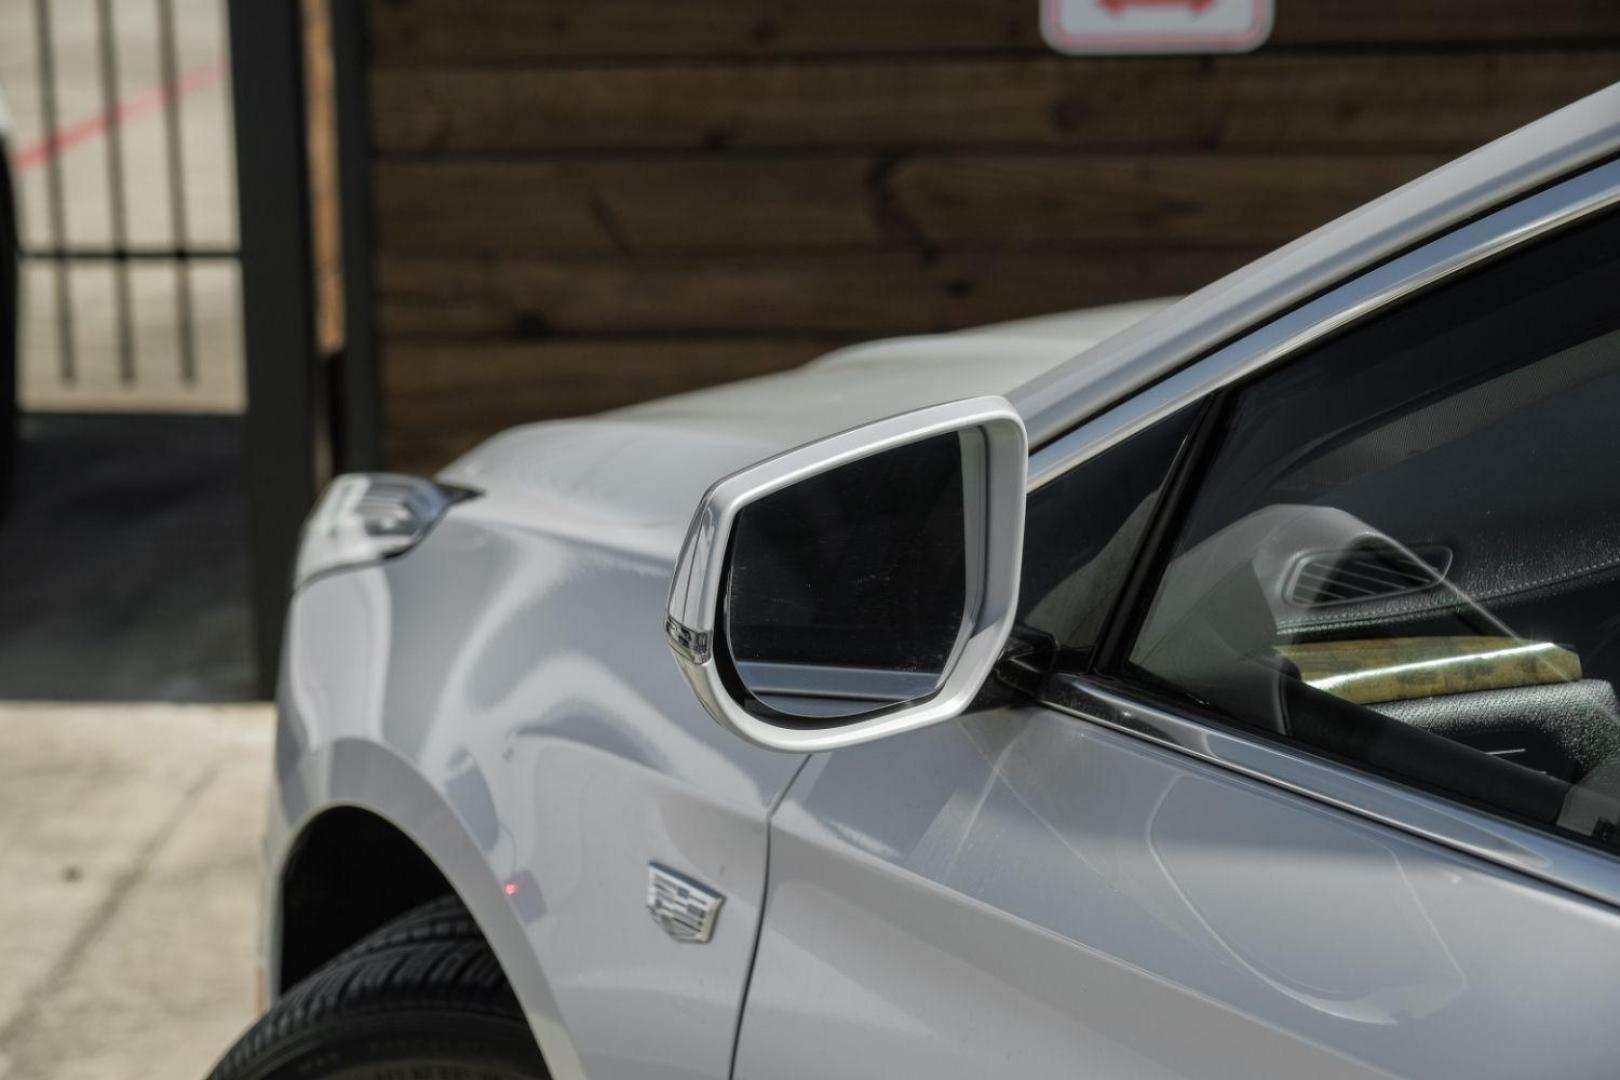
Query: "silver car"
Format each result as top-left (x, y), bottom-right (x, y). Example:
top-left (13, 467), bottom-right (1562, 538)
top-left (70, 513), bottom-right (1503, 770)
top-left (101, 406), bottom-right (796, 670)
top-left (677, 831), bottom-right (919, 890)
top-left (214, 83), bottom-right (1620, 1080)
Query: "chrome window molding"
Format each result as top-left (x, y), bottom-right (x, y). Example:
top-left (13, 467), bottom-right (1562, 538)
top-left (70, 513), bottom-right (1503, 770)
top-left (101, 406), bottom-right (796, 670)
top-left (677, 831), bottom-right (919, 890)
top-left (1027, 156), bottom-right (1620, 490)
top-left (1047, 677), bottom-right (1620, 911)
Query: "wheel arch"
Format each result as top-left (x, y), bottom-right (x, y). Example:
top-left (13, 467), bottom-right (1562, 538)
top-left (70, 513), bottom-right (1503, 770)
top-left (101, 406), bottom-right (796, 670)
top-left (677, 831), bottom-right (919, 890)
top-left (270, 737), bottom-right (588, 1080)
top-left (276, 804), bottom-right (455, 990)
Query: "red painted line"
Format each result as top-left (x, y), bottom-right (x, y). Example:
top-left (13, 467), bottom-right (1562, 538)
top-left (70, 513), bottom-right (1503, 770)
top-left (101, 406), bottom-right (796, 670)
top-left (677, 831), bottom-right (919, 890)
top-left (15, 58), bottom-right (227, 173)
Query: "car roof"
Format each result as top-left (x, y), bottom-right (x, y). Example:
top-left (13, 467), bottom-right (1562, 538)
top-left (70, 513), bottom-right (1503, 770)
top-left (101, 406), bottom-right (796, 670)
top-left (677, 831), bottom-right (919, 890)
top-left (1010, 81), bottom-right (1620, 447)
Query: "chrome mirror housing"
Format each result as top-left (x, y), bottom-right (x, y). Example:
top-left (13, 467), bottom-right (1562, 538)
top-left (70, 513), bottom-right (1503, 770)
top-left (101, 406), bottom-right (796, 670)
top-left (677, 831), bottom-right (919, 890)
top-left (665, 397), bottom-right (1027, 752)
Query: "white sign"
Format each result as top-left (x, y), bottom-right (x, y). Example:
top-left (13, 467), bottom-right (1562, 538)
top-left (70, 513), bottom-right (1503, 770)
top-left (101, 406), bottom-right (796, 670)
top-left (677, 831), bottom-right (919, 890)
top-left (1042, 0), bottom-right (1273, 54)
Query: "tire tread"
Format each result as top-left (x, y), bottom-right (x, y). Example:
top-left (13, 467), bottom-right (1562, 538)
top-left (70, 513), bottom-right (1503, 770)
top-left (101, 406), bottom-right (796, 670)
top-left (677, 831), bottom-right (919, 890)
top-left (209, 894), bottom-right (541, 1079)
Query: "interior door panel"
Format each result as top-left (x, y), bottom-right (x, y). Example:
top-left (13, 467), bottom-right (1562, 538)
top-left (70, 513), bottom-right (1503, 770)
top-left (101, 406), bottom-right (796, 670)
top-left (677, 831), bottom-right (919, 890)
top-left (736, 705), bottom-right (1620, 1079)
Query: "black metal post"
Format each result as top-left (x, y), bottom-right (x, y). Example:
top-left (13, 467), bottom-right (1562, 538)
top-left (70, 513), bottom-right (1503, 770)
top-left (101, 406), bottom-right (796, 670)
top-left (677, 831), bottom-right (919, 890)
top-left (156, 0), bottom-right (199, 385)
top-left (32, 0), bottom-right (75, 383)
top-left (228, 1), bottom-right (319, 698)
top-left (93, 0), bottom-right (136, 384)
top-left (330, 0), bottom-right (383, 471)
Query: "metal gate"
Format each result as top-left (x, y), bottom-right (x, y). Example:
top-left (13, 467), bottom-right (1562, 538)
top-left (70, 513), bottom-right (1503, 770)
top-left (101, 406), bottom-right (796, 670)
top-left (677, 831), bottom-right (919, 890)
top-left (6, 0), bottom-right (382, 694)
top-left (11, 0), bottom-right (241, 413)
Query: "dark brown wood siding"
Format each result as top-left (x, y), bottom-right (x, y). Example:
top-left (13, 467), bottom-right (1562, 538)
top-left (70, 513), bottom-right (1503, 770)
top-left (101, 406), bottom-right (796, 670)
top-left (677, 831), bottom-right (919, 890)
top-left (366, 0), bottom-right (1620, 472)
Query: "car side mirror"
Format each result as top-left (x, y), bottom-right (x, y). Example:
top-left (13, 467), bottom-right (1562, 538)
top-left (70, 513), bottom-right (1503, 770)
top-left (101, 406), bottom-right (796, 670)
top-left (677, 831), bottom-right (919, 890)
top-left (665, 397), bottom-right (1027, 751)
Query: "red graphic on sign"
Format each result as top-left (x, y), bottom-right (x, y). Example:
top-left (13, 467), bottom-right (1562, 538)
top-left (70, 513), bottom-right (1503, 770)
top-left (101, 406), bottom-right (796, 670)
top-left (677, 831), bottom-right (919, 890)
top-left (1098, 0), bottom-right (1215, 13)
top-left (1042, 0), bottom-right (1271, 54)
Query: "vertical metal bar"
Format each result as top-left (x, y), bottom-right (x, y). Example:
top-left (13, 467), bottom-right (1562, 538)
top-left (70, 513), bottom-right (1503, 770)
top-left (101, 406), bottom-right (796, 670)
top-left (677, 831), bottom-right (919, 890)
top-left (228, 0), bottom-right (319, 697)
top-left (330, 0), bottom-right (383, 471)
top-left (95, 0), bottom-right (136, 384)
top-left (0, 117), bottom-right (17, 509)
top-left (32, 0), bottom-right (75, 384)
top-left (156, 0), bottom-right (197, 384)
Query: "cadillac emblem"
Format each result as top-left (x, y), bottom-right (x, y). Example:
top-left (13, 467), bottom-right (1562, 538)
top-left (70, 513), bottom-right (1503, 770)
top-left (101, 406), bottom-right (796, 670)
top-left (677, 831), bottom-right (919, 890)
top-left (646, 863), bottom-right (724, 944)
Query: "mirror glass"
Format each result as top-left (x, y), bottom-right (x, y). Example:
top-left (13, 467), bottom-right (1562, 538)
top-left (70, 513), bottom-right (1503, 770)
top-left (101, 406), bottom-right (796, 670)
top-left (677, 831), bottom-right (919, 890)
top-left (724, 431), bottom-right (976, 719)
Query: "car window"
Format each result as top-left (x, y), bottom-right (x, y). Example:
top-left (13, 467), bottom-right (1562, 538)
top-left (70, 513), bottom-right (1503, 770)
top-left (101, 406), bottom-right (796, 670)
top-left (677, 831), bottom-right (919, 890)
top-left (1124, 209), bottom-right (1620, 852)
top-left (1015, 404), bottom-right (1200, 671)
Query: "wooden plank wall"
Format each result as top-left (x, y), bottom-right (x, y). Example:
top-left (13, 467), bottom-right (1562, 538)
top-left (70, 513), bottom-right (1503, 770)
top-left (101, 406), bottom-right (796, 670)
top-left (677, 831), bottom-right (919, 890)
top-left (365, 0), bottom-right (1620, 471)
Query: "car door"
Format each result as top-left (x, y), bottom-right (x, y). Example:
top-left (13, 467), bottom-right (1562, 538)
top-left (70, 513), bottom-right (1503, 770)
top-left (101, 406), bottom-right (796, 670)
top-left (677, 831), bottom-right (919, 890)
top-left (733, 169), bottom-right (1620, 1079)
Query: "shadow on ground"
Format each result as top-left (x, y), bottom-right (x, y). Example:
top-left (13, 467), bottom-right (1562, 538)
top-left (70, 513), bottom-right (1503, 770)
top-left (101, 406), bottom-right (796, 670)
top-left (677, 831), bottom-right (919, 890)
top-left (0, 413), bottom-right (256, 701)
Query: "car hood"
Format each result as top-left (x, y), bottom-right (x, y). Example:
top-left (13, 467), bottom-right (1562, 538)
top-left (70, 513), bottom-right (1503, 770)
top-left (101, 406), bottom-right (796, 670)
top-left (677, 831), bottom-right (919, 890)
top-left (439, 298), bottom-right (1170, 557)
top-left (611, 297), bottom-right (1171, 445)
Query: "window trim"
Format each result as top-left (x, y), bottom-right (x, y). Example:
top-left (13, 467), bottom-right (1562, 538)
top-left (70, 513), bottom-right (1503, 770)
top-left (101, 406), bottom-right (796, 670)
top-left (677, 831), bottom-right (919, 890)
top-left (1026, 156), bottom-right (1620, 493)
top-left (1027, 156), bottom-right (1620, 909)
top-left (1086, 392), bottom-right (1230, 677)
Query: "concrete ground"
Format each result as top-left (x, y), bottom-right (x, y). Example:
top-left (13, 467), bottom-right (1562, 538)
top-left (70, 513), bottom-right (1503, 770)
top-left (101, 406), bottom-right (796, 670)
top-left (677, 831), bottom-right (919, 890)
top-left (0, 703), bottom-right (270, 1080)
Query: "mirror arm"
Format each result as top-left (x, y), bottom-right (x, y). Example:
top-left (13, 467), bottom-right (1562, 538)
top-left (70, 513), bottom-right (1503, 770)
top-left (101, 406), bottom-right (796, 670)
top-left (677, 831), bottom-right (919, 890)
top-left (991, 625), bottom-right (1060, 699)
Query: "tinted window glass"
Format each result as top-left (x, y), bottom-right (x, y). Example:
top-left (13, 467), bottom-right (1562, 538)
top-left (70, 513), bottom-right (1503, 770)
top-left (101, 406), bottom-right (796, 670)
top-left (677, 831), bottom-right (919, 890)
top-left (1017, 406), bottom-right (1198, 669)
top-left (1128, 211), bottom-right (1620, 850)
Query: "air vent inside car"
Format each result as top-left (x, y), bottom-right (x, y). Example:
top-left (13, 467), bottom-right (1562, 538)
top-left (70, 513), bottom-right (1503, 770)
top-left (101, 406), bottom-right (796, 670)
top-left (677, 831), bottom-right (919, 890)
top-left (1286, 543), bottom-right (1452, 608)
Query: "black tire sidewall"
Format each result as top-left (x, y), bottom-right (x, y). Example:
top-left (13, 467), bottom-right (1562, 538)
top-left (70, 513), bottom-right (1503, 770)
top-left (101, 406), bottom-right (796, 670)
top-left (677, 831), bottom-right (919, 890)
top-left (217, 1009), bottom-right (547, 1080)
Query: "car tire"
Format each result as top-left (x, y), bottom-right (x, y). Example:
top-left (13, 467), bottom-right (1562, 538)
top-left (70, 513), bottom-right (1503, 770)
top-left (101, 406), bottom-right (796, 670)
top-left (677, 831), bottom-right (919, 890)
top-left (208, 894), bottom-right (550, 1080)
